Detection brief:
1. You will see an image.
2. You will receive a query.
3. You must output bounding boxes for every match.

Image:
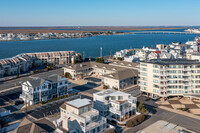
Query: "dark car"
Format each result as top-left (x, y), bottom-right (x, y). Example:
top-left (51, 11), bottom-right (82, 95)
top-left (15, 100), bottom-right (24, 105)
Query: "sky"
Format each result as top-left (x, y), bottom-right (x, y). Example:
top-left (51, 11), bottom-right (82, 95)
top-left (1, 0), bottom-right (200, 26)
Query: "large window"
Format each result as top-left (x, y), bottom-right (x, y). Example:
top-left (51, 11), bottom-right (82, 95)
top-left (111, 96), bottom-right (116, 100)
top-left (118, 96), bottom-right (123, 100)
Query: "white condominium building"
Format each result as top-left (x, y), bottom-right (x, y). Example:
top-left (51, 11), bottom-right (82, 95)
top-left (93, 89), bottom-right (137, 122)
top-left (20, 74), bottom-right (72, 105)
top-left (60, 98), bottom-right (108, 133)
top-left (139, 59), bottom-right (200, 98)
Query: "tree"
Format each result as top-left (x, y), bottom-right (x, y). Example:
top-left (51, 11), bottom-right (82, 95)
top-left (117, 57), bottom-right (123, 61)
top-left (64, 72), bottom-right (71, 79)
top-left (77, 55), bottom-right (82, 62)
top-left (96, 57), bottom-right (104, 63)
top-left (137, 101), bottom-right (148, 114)
top-left (103, 85), bottom-right (109, 89)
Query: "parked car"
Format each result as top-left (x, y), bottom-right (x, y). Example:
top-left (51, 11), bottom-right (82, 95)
top-left (15, 100), bottom-right (24, 105)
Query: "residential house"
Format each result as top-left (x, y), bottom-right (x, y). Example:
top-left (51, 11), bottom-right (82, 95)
top-left (59, 98), bottom-right (109, 133)
top-left (93, 89), bottom-right (137, 122)
top-left (20, 74), bottom-right (72, 105)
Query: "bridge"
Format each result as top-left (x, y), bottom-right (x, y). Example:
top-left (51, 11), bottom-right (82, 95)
top-left (132, 31), bottom-right (200, 35)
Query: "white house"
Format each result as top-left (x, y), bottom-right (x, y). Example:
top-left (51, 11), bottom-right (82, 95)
top-left (20, 74), bottom-right (72, 105)
top-left (93, 89), bottom-right (137, 122)
top-left (59, 98), bottom-right (111, 133)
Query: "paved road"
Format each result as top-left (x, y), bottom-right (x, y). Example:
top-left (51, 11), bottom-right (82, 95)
top-left (0, 68), bottom-right (63, 92)
top-left (123, 86), bottom-right (140, 97)
top-left (124, 96), bottom-right (200, 133)
top-left (0, 87), bottom-right (22, 106)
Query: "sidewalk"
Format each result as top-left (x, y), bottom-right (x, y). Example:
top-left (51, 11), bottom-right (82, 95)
top-left (159, 105), bottom-right (200, 120)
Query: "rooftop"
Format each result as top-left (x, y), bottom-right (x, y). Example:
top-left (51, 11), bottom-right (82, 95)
top-left (144, 59), bottom-right (200, 65)
top-left (66, 98), bottom-right (92, 109)
top-left (102, 69), bottom-right (138, 80)
top-left (12, 117), bottom-right (56, 133)
top-left (137, 120), bottom-right (195, 133)
top-left (94, 89), bottom-right (130, 97)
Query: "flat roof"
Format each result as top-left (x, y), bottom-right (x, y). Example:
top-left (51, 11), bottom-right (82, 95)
top-left (94, 89), bottom-right (130, 97)
top-left (66, 98), bottom-right (91, 108)
top-left (137, 120), bottom-right (195, 133)
top-left (143, 59), bottom-right (200, 65)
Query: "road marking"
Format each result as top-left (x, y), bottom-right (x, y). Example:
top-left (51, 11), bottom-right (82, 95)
top-left (166, 114), bottom-right (178, 121)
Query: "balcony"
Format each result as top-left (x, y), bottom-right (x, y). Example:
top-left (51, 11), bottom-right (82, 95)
top-left (81, 109), bottom-right (99, 122)
top-left (109, 106), bottom-right (134, 115)
top-left (183, 68), bottom-right (191, 71)
top-left (160, 78), bottom-right (168, 81)
top-left (160, 73), bottom-right (167, 76)
top-left (85, 117), bottom-right (106, 131)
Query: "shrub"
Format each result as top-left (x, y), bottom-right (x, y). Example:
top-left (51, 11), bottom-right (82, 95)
top-left (96, 57), bottom-right (104, 63)
top-left (117, 57), bottom-right (123, 61)
top-left (112, 87), bottom-right (118, 90)
top-left (126, 114), bottom-right (146, 127)
top-left (103, 85), bottom-right (109, 89)
top-left (64, 72), bottom-right (72, 79)
top-left (137, 101), bottom-right (148, 114)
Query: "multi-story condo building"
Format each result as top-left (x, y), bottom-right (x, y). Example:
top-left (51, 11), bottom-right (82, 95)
top-left (20, 74), bottom-right (72, 105)
top-left (59, 98), bottom-right (109, 133)
top-left (139, 59), bottom-right (200, 98)
top-left (64, 61), bottom-right (138, 90)
top-left (25, 51), bottom-right (80, 65)
top-left (0, 51), bottom-right (80, 77)
top-left (93, 89), bottom-right (137, 122)
top-left (102, 69), bottom-right (138, 90)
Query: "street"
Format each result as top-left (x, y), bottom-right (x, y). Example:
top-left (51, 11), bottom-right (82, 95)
top-left (124, 97), bottom-right (200, 133)
top-left (0, 68), bottom-right (63, 92)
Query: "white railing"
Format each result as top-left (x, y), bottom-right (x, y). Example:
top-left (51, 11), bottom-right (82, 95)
top-left (109, 106), bottom-right (134, 115)
top-left (85, 109), bottom-right (99, 122)
top-left (68, 112), bottom-right (86, 123)
top-left (85, 117), bottom-right (106, 131)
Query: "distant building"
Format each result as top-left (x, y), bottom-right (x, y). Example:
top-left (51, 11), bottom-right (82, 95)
top-left (93, 89), bottom-right (137, 122)
top-left (187, 53), bottom-right (200, 61)
top-left (64, 61), bottom-right (139, 90)
top-left (0, 51), bottom-right (80, 77)
top-left (59, 98), bottom-right (110, 133)
top-left (20, 74), bottom-right (72, 105)
top-left (102, 69), bottom-right (138, 90)
top-left (139, 59), bottom-right (200, 98)
top-left (156, 44), bottom-right (167, 51)
top-left (113, 49), bottom-right (134, 58)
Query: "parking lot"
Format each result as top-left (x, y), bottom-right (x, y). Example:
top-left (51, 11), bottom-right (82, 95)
top-left (27, 94), bottom-right (92, 119)
top-left (84, 77), bottom-right (102, 82)
top-left (0, 87), bottom-right (22, 106)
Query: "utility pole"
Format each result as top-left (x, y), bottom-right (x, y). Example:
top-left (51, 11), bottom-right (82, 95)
top-left (83, 51), bottom-right (85, 62)
top-left (100, 47), bottom-right (102, 58)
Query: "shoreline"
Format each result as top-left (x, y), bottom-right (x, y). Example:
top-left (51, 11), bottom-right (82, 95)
top-left (0, 27), bottom-right (186, 34)
top-left (0, 32), bottom-right (131, 42)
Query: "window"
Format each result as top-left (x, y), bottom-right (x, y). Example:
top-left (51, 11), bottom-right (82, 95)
top-left (118, 96), bottom-right (123, 100)
top-left (153, 79), bottom-right (159, 83)
top-left (111, 96), bottom-right (116, 100)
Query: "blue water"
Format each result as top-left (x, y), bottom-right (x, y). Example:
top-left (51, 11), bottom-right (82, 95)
top-left (0, 33), bottom-right (197, 59)
top-left (53, 28), bottom-right (186, 32)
